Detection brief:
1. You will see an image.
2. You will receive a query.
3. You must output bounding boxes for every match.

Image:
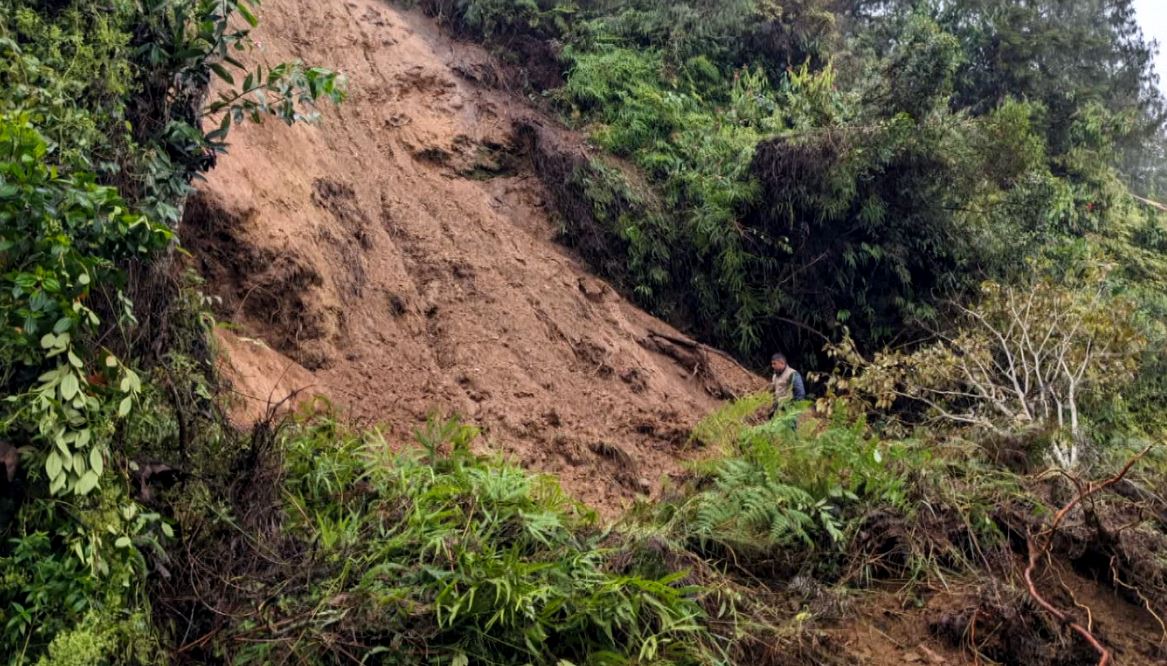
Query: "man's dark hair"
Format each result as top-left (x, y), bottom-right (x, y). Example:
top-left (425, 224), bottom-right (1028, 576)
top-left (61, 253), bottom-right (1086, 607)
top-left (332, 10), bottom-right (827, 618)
top-left (771, 352), bottom-right (786, 362)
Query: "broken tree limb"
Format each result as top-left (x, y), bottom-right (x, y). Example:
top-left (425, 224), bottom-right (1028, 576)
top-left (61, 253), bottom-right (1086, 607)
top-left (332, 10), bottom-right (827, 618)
top-left (645, 329), bottom-right (759, 379)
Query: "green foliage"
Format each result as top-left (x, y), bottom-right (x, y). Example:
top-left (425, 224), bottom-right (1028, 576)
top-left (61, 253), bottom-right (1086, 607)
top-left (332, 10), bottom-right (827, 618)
top-left (0, 0), bottom-right (343, 661)
top-left (1, 489), bottom-right (169, 664)
top-left (689, 390), bottom-right (771, 452)
top-left (441, 0), bottom-right (1167, 370)
top-left (848, 0), bottom-right (1164, 162)
top-left (418, 0), bottom-right (576, 39)
top-left (872, 14), bottom-right (961, 120)
top-left (667, 401), bottom-right (915, 565)
top-left (122, 0), bottom-right (346, 224)
top-left (576, 0), bottom-right (837, 71)
top-left (193, 414), bottom-right (721, 664)
top-left (0, 0), bottom-right (343, 497)
top-left (827, 273), bottom-right (1150, 468)
top-left (0, 117), bottom-right (164, 496)
top-left (644, 397), bottom-right (1040, 587)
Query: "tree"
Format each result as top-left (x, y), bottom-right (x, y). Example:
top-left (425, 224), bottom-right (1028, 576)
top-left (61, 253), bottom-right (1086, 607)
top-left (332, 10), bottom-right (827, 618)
top-left (829, 277), bottom-right (1146, 467)
top-left (840, 0), bottom-right (1166, 175)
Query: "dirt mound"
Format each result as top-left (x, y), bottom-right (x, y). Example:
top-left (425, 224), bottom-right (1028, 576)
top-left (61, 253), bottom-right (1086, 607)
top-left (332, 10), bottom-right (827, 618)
top-left (182, 0), bottom-right (760, 514)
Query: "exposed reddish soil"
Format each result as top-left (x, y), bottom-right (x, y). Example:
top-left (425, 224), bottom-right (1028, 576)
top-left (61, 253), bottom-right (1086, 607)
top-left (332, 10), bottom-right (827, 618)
top-left (183, 0), bottom-right (760, 515)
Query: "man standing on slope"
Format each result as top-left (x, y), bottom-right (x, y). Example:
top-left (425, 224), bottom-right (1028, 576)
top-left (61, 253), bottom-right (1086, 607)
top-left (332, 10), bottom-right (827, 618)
top-left (769, 352), bottom-right (805, 418)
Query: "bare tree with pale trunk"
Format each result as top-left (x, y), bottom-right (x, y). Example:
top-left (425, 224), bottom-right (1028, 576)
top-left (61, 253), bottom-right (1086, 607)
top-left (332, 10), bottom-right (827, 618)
top-left (825, 276), bottom-right (1145, 468)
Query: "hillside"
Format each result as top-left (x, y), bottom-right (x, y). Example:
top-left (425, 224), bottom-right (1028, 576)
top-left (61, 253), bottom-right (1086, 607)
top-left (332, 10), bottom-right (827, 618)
top-left (4, 0), bottom-right (1167, 664)
top-left (184, 0), bottom-right (757, 512)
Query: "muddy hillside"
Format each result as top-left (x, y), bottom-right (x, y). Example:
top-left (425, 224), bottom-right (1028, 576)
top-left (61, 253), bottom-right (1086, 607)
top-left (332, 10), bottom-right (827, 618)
top-left (182, 0), bottom-right (760, 512)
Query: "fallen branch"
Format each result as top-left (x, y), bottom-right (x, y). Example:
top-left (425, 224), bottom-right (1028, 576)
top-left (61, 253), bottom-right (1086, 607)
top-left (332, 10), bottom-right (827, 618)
top-left (647, 329), bottom-right (700, 349)
top-left (1023, 446), bottom-right (1152, 666)
top-left (645, 329), bottom-right (762, 394)
top-left (1131, 193), bottom-right (1167, 213)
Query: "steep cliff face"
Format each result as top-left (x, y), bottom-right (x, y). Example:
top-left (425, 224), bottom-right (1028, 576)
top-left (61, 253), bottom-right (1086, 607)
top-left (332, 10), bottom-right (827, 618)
top-left (183, 0), bottom-right (760, 512)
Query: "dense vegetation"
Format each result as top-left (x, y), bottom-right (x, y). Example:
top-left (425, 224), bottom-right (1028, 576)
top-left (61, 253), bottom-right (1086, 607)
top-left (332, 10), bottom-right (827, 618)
top-left (0, 0), bottom-right (342, 661)
top-left (421, 0), bottom-right (1167, 368)
top-left (1, 0), bottom-right (1166, 664)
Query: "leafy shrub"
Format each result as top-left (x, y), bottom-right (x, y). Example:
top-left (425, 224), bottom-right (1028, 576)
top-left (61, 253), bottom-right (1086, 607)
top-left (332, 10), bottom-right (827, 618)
top-left (649, 397), bottom-right (1034, 587)
top-left (0, 0), bottom-right (343, 661)
top-left (0, 116), bottom-right (166, 496)
top-left (660, 401), bottom-right (915, 572)
top-left (169, 414), bottom-right (722, 664)
top-left (1, 489), bottom-right (169, 663)
top-left (826, 275), bottom-right (1148, 468)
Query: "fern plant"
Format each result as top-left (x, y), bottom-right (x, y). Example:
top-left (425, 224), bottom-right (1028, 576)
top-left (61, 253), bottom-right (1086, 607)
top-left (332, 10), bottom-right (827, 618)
top-left (194, 413), bottom-right (724, 665)
top-left (666, 398), bottom-right (918, 569)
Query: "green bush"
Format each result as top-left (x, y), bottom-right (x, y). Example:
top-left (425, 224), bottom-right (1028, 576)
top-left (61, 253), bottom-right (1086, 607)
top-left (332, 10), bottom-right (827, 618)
top-left (0, 1), bottom-right (342, 661)
top-left (181, 415), bottom-right (722, 664)
top-left (645, 397), bottom-right (1039, 587)
top-left (418, 0), bottom-right (575, 39)
top-left (1, 489), bottom-right (169, 664)
top-left (669, 405), bottom-right (913, 560)
top-left (0, 116), bottom-right (167, 496)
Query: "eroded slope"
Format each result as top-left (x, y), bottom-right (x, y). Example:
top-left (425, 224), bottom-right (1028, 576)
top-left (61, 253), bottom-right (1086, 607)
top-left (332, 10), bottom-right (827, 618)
top-left (183, 0), bottom-right (759, 512)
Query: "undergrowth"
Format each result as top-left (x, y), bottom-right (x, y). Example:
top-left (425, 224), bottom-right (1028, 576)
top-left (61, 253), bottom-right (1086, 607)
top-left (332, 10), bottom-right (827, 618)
top-left (162, 413), bottom-right (731, 664)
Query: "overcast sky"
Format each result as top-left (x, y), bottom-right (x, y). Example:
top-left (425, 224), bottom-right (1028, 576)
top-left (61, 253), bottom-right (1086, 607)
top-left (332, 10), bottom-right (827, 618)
top-left (1136, 0), bottom-right (1167, 92)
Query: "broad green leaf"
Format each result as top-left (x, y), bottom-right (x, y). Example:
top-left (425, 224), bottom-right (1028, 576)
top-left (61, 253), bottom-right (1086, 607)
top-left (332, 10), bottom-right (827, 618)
top-left (118, 395), bottom-right (133, 417)
top-left (60, 372), bottom-right (79, 400)
top-left (45, 450), bottom-right (63, 479)
top-left (115, 536), bottom-right (132, 549)
top-left (75, 470), bottom-right (100, 495)
top-left (210, 63), bottom-right (235, 85)
top-left (89, 447), bottom-right (104, 476)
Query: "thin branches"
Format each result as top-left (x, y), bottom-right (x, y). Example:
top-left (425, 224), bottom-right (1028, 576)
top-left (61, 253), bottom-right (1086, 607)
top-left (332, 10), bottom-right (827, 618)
top-left (1023, 446), bottom-right (1152, 666)
top-left (831, 278), bottom-right (1145, 468)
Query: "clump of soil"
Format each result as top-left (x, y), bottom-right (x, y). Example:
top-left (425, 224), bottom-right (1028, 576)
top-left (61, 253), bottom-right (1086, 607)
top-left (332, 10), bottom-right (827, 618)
top-left (183, 192), bottom-right (341, 370)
